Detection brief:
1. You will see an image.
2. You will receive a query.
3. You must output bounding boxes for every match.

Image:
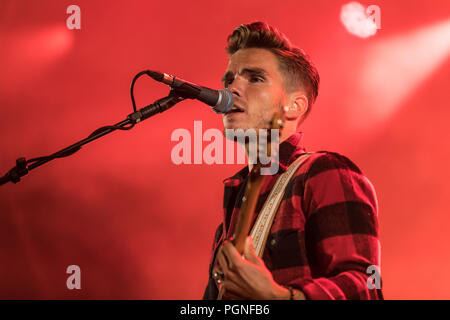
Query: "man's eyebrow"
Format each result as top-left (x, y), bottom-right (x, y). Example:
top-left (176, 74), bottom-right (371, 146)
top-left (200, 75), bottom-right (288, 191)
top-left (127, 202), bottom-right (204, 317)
top-left (221, 68), bottom-right (269, 84)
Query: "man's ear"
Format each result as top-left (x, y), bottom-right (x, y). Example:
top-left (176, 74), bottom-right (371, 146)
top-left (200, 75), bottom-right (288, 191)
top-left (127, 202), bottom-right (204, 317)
top-left (283, 94), bottom-right (308, 121)
top-left (294, 95), bottom-right (308, 119)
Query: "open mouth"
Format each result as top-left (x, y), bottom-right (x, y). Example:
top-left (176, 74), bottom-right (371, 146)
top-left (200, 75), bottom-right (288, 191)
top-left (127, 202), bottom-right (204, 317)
top-left (225, 104), bottom-right (245, 114)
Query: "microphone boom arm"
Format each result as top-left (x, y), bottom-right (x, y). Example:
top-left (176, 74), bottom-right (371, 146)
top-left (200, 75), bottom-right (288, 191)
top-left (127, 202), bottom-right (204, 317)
top-left (0, 90), bottom-right (184, 186)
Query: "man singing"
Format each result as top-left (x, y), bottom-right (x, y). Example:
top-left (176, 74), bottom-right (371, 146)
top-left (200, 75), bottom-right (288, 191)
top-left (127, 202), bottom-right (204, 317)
top-left (203, 21), bottom-right (382, 300)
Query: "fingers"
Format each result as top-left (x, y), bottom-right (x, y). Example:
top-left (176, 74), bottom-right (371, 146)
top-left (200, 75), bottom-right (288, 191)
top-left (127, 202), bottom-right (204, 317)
top-left (212, 267), bottom-right (224, 286)
top-left (218, 238), bottom-right (262, 274)
top-left (218, 240), bottom-right (243, 272)
top-left (215, 238), bottom-right (263, 300)
top-left (213, 258), bottom-right (246, 299)
top-left (243, 236), bottom-right (263, 266)
top-left (214, 240), bottom-right (238, 287)
top-left (215, 241), bottom-right (245, 289)
top-left (222, 270), bottom-right (247, 300)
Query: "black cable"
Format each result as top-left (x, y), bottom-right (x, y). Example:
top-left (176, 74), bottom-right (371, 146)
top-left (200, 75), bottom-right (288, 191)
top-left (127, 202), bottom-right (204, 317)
top-left (25, 68), bottom-right (148, 167)
top-left (88, 123), bottom-right (135, 137)
top-left (26, 70), bottom-right (164, 167)
top-left (130, 70), bottom-right (151, 112)
top-left (25, 123), bottom-right (136, 166)
top-left (0, 70), bottom-right (182, 186)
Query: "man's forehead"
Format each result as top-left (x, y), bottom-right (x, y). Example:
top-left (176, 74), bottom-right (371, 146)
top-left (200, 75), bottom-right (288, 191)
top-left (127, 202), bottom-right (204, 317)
top-left (225, 48), bottom-right (279, 74)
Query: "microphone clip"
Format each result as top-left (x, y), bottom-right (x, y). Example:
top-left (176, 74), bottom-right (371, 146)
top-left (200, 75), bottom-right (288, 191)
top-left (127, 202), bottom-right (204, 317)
top-left (0, 157), bottom-right (29, 185)
top-left (127, 89), bottom-right (185, 124)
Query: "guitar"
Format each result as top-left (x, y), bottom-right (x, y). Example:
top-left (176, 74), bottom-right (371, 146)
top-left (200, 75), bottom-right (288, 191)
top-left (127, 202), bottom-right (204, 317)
top-left (216, 113), bottom-right (283, 300)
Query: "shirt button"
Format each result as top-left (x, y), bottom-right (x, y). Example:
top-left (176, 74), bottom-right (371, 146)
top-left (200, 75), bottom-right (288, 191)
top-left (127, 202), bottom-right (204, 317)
top-left (270, 238), bottom-right (277, 246)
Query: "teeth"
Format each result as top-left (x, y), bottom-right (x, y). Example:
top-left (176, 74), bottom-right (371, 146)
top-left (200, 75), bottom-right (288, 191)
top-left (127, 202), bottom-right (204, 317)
top-left (225, 105), bottom-right (244, 114)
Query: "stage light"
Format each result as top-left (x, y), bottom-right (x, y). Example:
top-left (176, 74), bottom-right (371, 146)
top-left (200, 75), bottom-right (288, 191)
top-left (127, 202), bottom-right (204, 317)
top-left (347, 19), bottom-right (450, 130)
top-left (341, 2), bottom-right (379, 38)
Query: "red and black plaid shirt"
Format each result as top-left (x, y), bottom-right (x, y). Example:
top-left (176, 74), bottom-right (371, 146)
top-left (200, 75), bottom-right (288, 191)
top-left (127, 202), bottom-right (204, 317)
top-left (203, 132), bottom-right (383, 300)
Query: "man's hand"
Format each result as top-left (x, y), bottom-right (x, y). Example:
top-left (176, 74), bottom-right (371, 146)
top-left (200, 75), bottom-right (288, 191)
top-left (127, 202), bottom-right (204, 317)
top-left (213, 236), bottom-right (291, 300)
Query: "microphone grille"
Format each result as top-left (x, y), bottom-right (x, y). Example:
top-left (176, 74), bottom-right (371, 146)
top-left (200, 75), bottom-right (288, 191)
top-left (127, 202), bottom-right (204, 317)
top-left (213, 89), bottom-right (233, 114)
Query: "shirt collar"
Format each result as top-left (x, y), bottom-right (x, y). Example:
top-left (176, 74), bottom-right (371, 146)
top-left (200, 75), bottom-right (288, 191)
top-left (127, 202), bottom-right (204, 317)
top-left (223, 132), bottom-right (307, 186)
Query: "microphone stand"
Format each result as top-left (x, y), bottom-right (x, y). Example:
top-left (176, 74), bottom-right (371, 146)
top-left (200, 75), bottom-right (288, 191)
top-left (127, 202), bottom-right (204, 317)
top-left (0, 89), bottom-right (184, 186)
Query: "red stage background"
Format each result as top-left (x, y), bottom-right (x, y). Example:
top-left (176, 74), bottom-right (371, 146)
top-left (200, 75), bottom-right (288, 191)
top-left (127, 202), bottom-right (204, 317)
top-left (0, 0), bottom-right (449, 299)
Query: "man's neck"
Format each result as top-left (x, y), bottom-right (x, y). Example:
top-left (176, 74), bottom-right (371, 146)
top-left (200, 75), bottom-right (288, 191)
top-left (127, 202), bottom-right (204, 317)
top-left (245, 130), bottom-right (293, 172)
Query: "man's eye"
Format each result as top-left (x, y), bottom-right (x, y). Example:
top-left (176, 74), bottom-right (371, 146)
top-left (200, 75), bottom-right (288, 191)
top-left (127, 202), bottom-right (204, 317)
top-left (250, 76), bottom-right (264, 83)
top-left (224, 79), bottom-right (233, 87)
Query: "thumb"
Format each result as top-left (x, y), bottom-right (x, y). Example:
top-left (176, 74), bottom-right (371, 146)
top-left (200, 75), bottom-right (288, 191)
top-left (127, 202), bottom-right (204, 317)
top-left (244, 236), bottom-right (261, 265)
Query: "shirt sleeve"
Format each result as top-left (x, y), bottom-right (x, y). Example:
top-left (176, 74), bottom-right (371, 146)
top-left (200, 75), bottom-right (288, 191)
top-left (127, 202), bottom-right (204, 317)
top-left (291, 152), bottom-right (383, 300)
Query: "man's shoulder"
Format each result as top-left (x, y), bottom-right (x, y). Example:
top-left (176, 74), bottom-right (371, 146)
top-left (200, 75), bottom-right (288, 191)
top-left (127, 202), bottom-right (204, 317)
top-left (289, 150), bottom-right (368, 187)
top-left (296, 151), bottom-right (377, 201)
top-left (301, 150), bottom-right (364, 176)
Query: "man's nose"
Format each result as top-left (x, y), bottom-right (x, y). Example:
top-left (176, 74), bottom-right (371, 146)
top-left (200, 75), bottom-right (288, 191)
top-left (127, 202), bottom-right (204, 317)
top-left (227, 77), bottom-right (245, 98)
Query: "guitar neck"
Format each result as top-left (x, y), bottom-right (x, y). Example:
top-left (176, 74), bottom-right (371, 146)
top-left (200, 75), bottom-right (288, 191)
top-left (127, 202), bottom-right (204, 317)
top-left (231, 168), bottom-right (266, 254)
top-left (218, 165), bottom-right (266, 300)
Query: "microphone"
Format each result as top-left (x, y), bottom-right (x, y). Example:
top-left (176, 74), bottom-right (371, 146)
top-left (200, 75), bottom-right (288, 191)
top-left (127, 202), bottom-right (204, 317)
top-left (146, 70), bottom-right (233, 114)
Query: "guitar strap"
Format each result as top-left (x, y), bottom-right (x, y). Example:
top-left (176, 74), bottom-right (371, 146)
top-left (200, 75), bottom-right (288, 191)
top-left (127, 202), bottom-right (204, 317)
top-left (249, 152), bottom-right (313, 258)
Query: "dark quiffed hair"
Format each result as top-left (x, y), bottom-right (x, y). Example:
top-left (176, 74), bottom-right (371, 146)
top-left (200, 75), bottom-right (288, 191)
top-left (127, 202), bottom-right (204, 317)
top-left (226, 21), bottom-right (320, 119)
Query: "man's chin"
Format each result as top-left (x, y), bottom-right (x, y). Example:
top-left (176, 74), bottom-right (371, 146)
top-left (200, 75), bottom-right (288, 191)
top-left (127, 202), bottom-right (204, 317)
top-left (222, 126), bottom-right (247, 142)
top-left (222, 121), bottom-right (245, 132)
